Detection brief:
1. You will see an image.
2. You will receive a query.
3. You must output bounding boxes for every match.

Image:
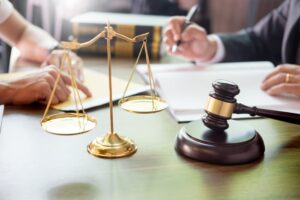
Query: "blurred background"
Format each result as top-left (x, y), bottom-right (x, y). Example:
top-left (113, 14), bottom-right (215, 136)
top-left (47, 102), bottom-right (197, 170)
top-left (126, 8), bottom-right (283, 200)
top-left (0, 0), bottom-right (284, 68)
top-left (8, 0), bottom-right (285, 38)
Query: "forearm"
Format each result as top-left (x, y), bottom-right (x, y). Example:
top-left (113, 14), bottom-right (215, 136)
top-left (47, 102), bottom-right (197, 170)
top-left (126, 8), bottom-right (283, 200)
top-left (16, 24), bottom-right (58, 63)
top-left (0, 82), bottom-right (14, 104)
top-left (193, 35), bottom-right (224, 64)
top-left (201, 35), bottom-right (218, 62)
top-left (0, 9), bottom-right (58, 64)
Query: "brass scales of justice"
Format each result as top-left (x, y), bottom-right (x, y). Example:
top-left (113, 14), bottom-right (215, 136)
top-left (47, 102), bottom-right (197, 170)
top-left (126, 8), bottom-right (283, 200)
top-left (40, 22), bottom-right (168, 158)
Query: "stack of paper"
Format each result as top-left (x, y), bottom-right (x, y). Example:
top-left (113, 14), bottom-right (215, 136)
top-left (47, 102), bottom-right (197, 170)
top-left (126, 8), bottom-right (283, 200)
top-left (137, 62), bottom-right (300, 122)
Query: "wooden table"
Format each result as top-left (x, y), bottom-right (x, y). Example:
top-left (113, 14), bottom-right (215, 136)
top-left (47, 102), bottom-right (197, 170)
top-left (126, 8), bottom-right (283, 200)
top-left (1, 56), bottom-right (300, 200)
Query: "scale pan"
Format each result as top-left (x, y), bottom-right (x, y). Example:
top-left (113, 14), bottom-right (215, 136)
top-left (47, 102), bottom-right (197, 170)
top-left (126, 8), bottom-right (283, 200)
top-left (119, 95), bottom-right (168, 114)
top-left (41, 113), bottom-right (97, 135)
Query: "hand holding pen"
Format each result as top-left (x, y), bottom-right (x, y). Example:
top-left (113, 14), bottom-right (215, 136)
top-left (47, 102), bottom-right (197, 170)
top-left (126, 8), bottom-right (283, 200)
top-left (171, 5), bottom-right (200, 53)
top-left (163, 5), bottom-right (218, 61)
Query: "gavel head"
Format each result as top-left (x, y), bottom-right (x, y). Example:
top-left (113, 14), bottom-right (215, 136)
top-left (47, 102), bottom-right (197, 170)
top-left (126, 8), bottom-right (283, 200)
top-left (202, 80), bottom-right (240, 131)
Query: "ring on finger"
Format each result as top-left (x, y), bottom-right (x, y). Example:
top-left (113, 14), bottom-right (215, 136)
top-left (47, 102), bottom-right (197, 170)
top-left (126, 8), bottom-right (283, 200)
top-left (285, 73), bottom-right (291, 83)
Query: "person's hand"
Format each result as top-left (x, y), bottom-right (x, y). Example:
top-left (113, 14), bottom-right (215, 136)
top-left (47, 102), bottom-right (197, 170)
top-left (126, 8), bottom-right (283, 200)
top-left (261, 64), bottom-right (300, 96)
top-left (7, 65), bottom-right (91, 105)
top-left (41, 50), bottom-right (84, 82)
top-left (163, 16), bottom-right (217, 61)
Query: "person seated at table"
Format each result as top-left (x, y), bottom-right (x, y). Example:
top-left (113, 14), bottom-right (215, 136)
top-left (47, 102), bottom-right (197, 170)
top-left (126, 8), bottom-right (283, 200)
top-left (132, 0), bottom-right (210, 32)
top-left (0, 0), bottom-right (91, 105)
top-left (163, 0), bottom-right (300, 97)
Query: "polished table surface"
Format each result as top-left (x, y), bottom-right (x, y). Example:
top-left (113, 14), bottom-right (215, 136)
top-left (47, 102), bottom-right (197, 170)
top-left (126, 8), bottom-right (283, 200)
top-left (1, 57), bottom-right (300, 200)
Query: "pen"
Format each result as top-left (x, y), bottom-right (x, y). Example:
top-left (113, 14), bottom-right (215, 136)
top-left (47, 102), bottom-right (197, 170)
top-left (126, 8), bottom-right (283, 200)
top-left (171, 4), bottom-right (202, 53)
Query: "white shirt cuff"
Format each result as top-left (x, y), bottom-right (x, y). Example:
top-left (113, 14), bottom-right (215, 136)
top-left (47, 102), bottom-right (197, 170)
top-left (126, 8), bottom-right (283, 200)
top-left (195, 34), bottom-right (225, 65)
top-left (0, 0), bottom-right (13, 24)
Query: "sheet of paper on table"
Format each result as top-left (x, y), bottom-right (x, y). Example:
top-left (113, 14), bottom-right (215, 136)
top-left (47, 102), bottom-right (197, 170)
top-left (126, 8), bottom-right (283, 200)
top-left (52, 69), bottom-right (148, 111)
top-left (137, 61), bottom-right (300, 122)
top-left (0, 69), bottom-right (148, 111)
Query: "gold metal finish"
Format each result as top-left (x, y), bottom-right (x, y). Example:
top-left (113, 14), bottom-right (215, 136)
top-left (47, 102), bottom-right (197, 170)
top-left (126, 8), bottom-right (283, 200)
top-left (59, 31), bottom-right (106, 50)
top-left (285, 73), bottom-right (291, 83)
top-left (42, 21), bottom-right (166, 158)
top-left (205, 96), bottom-right (235, 118)
top-left (86, 23), bottom-right (139, 158)
top-left (119, 95), bottom-right (168, 114)
top-left (118, 40), bottom-right (167, 114)
top-left (87, 132), bottom-right (137, 158)
top-left (41, 113), bottom-right (97, 135)
top-left (85, 23), bottom-right (149, 158)
top-left (106, 24), bottom-right (115, 135)
top-left (41, 50), bottom-right (96, 135)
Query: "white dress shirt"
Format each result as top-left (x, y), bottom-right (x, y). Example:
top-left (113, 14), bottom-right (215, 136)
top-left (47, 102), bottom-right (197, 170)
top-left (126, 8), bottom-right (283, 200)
top-left (195, 34), bottom-right (225, 64)
top-left (0, 0), bottom-right (13, 24)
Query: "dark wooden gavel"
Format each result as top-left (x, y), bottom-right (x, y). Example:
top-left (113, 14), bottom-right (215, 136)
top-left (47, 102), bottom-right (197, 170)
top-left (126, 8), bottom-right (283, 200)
top-left (203, 80), bottom-right (300, 131)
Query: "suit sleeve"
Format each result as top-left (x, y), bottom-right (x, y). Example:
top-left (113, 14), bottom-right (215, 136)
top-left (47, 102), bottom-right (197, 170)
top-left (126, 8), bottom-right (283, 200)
top-left (217, 0), bottom-right (290, 65)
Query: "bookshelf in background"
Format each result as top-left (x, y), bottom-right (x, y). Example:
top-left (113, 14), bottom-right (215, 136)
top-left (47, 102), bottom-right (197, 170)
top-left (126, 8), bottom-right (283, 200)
top-left (71, 12), bottom-right (169, 59)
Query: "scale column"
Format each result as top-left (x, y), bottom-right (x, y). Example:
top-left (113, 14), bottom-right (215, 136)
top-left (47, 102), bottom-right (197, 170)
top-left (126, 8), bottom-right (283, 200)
top-left (106, 26), bottom-right (114, 134)
top-left (87, 25), bottom-right (137, 158)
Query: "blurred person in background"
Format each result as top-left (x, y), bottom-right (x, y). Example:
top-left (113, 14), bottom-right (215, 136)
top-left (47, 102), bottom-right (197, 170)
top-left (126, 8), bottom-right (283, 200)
top-left (164, 0), bottom-right (300, 97)
top-left (0, 0), bottom-right (91, 105)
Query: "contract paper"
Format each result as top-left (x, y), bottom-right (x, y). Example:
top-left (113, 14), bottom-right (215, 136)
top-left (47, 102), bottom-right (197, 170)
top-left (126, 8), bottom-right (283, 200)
top-left (52, 69), bottom-right (148, 111)
top-left (138, 61), bottom-right (300, 122)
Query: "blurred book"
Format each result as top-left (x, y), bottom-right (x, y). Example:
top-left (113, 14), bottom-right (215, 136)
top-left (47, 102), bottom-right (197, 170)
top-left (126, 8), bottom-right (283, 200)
top-left (71, 12), bottom-right (169, 59)
top-left (137, 61), bottom-right (300, 122)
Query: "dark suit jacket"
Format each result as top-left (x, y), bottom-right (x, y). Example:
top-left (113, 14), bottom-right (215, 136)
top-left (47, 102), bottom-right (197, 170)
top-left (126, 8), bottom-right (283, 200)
top-left (218, 0), bottom-right (300, 65)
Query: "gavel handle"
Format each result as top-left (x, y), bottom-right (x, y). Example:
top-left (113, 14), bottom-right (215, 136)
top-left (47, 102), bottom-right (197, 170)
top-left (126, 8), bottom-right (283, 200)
top-left (234, 103), bottom-right (300, 124)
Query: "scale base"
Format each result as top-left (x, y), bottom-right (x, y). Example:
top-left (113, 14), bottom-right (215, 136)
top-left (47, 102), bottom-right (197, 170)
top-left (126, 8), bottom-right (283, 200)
top-left (87, 132), bottom-right (137, 158)
top-left (175, 120), bottom-right (265, 165)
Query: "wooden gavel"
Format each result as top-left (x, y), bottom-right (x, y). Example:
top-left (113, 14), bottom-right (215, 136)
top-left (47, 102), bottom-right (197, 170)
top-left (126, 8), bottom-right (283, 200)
top-left (202, 80), bottom-right (300, 131)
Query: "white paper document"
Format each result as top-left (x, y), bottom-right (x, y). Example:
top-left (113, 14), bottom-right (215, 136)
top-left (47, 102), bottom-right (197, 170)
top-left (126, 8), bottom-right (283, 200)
top-left (138, 62), bottom-right (300, 122)
top-left (52, 69), bottom-right (149, 111)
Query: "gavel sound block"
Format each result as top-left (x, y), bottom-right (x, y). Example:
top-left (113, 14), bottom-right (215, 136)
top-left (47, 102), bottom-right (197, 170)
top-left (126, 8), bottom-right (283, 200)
top-left (175, 80), bottom-right (300, 165)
